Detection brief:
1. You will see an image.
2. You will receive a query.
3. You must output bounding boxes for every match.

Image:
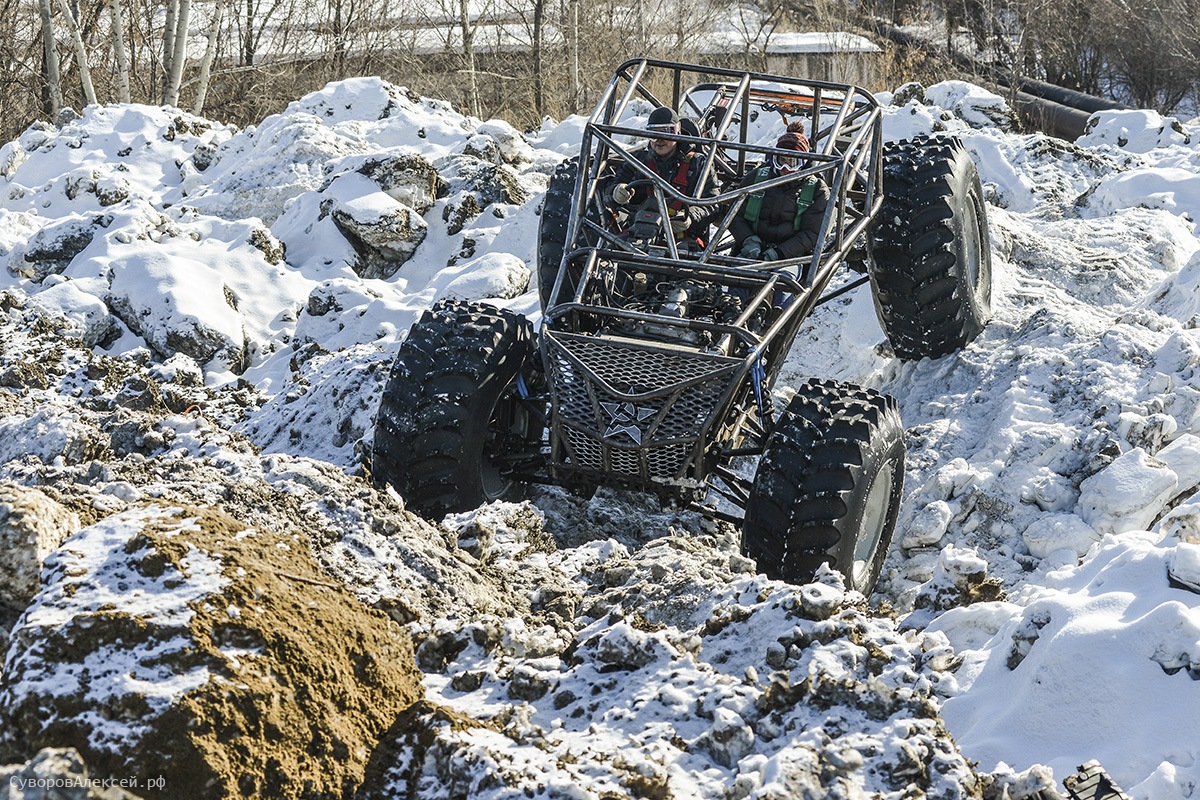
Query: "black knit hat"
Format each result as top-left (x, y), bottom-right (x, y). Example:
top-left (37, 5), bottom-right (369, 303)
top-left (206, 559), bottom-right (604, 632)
top-left (647, 107), bottom-right (680, 128)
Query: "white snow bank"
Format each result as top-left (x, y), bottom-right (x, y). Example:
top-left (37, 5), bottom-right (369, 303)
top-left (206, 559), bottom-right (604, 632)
top-left (1078, 109), bottom-right (1195, 152)
top-left (1081, 166), bottom-right (1200, 223)
top-left (935, 533), bottom-right (1200, 799)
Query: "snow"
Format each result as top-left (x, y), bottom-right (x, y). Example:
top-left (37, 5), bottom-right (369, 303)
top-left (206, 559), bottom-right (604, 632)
top-left (935, 534), bottom-right (1200, 795)
top-left (3, 76), bottom-right (1200, 797)
top-left (1083, 166), bottom-right (1200, 223)
top-left (700, 30), bottom-right (881, 55)
top-left (1078, 109), bottom-right (1196, 152)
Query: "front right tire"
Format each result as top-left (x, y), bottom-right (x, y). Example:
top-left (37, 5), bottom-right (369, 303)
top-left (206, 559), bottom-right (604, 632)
top-left (742, 378), bottom-right (905, 595)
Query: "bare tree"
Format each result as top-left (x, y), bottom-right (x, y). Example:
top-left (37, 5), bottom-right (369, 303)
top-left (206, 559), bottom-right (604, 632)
top-left (110, 0), bottom-right (131, 101)
top-left (191, 0), bottom-right (222, 113)
top-left (161, 0), bottom-right (177, 97)
top-left (724, 2), bottom-right (783, 71)
top-left (459, 0), bottom-right (481, 117)
top-left (54, 0), bottom-right (97, 104)
top-left (161, 0), bottom-right (190, 104)
top-left (36, 0), bottom-right (63, 115)
top-left (567, 0), bottom-right (579, 110)
top-left (233, 0), bottom-right (289, 66)
top-left (1107, 1), bottom-right (1191, 111)
top-left (531, 0), bottom-right (545, 115)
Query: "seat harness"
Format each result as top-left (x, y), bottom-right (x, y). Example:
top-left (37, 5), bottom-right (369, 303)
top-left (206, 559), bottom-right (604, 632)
top-left (743, 165), bottom-right (816, 232)
top-left (646, 151), bottom-right (694, 211)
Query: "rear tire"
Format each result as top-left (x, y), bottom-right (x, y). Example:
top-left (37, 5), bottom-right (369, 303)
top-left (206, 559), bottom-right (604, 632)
top-left (742, 379), bottom-right (904, 594)
top-left (538, 157), bottom-right (580, 313)
top-left (372, 300), bottom-right (540, 517)
top-left (868, 135), bottom-right (992, 360)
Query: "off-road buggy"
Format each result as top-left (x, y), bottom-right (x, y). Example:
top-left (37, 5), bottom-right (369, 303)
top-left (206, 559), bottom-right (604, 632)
top-left (373, 59), bottom-right (992, 593)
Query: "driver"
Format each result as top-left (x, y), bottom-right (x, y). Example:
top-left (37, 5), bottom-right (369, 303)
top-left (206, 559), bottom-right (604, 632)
top-left (607, 106), bottom-right (719, 243)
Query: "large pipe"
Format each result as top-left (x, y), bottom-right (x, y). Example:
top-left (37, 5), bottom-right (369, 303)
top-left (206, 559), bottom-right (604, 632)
top-left (995, 73), bottom-right (1129, 114)
top-left (1009, 91), bottom-right (1094, 140)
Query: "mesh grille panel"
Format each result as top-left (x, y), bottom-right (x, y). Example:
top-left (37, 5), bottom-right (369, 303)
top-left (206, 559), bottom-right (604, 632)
top-left (657, 379), bottom-right (727, 440)
top-left (564, 428), bottom-right (603, 471)
top-left (647, 444), bottom-right (688, 477)
top-left (561, 432), bottom-right (692, 483)
top-left (545, 332), bottom-right (740, 482)
top-left (610, 448), bottom-right (641, 476)
top-left (554, 335), bottom-right (730, 390)
top-left (552, 357), bottom-right (594, 426)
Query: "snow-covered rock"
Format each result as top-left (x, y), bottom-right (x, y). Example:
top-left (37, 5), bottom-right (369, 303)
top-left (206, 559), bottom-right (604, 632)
top-left (1168, 542), bottom-right (1200, 593)
top-left (11, 214), bottom-right (108, 282)
top-left (26, 279), bottom-right (119, 347)
top-left (353, 152), bottom-right (447, 213)
top-left (105, 253), bottom-right (251, 374)
top-left (473, 120), bottom-right (536, 165)
top-left (323, 178), bottom-right (428, 279)
top-left (437, 154), bottom-right (530, 235)
top-left (183, 113), bottom-right (368, 225)
top-left (1022, 513), bottom-right (1101, 561)
top-left (1079, 165), bottom-right (1200, 224)
top-left (435, 252), bottom-right (530, 301)
top-left (924, 81), bottom-right (1018, 131)
top-left (0, 484), bottom-right (79, 608)
top-left (1076, 447), bottom-right (1178, 536)
top-left (1, 106), bottom-right (227, 218)
top-left (1079, 108), bottom-right (1194, 152)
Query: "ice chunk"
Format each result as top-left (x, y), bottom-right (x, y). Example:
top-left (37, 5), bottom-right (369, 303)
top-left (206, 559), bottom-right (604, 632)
top-left (1023, 513), bottom-right (1101, 560)
top-left (1077, 448), bottom-right (1178, 536)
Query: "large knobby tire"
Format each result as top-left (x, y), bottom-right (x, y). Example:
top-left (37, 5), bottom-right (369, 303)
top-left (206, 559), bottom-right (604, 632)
top-left (742, 379), bottom-right (905, 594)
top-left (372, 300), bottom-right (540, 517)
top-left (538, 157), bottom-right (580, 312)
top-left (868, 135), bottom-right (992, 360)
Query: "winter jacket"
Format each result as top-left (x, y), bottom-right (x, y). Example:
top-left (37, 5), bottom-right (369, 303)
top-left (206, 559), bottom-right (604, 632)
top-left (729, 165), bottom-right (830, 259)
top-left (608, 146), bottom-right (719, 237)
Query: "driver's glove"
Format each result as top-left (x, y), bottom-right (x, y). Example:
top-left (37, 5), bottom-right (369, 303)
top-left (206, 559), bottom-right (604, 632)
top-left (670, 214), bottom-right (689, 236)
top-left (762, 247), bottom-right (780, 262)
top-left (739, 235), bottom-right (763, 259)
top-left (612, 183), bottom-right (634, 205)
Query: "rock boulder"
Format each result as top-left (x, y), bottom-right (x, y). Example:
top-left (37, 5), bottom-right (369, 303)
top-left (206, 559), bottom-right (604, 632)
top-left (0, 483), bottom-right (80, 609)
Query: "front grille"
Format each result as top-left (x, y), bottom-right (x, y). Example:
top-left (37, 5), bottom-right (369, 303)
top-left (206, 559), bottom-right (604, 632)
top-left (544, 331), bottom-right (740, 483)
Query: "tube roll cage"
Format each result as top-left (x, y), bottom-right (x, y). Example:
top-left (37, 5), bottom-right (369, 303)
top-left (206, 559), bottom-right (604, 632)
top-left (539, 60), bottom-right (886, 500)
top-left (544, 60), bottom-right (883, 352)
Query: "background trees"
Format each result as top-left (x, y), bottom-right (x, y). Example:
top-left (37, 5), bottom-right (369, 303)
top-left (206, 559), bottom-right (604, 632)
top-left (1, 0), bottom-right (1197, 144)
top-left (916, 0), bottom-right (1200, 114)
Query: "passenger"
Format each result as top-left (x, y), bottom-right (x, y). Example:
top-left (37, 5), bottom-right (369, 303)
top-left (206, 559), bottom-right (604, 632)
top-left (730, 130), bottom-right (830, 262)
top-left (607, 106), bottom-right (719, 243)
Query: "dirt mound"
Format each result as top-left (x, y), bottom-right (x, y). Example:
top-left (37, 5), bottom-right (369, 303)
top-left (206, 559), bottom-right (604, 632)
top-left (0, 504), bottom-right (421, 799)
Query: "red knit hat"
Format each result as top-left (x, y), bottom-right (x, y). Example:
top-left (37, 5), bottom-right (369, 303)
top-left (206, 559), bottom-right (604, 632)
top-left (775, 131), bottom-right (809, 152)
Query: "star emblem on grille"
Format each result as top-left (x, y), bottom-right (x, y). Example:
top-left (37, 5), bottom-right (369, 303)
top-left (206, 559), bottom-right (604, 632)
top-left (600, 400), bottom-right (657, 444)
